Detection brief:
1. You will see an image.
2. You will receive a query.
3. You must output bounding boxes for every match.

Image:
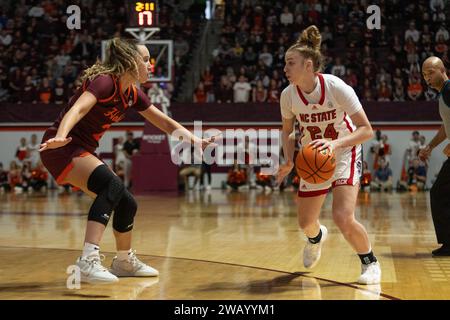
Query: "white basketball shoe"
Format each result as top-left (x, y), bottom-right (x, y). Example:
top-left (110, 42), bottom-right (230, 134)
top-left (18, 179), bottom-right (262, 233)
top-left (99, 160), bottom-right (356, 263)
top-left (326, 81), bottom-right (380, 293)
top-left (75, 253), bottom-right (119, 284)
top-left (358, 261), bottom-right (381, 284)
top-left (110, 250), bottom-right (159, 277)
top-left (303, 225), bottom-right (328, 269)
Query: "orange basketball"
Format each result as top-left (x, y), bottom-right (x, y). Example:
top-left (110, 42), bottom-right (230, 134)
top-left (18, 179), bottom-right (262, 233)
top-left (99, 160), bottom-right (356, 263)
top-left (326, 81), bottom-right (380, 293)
top-left (295, 144), bottom-right (336, 184)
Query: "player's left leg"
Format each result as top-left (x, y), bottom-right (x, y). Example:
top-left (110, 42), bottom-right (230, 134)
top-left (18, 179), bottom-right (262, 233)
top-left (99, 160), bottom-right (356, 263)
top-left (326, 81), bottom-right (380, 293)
top-left (110, 189), bottom-right (159, 277)
top-left (332, 184), bottom-right (381, 284)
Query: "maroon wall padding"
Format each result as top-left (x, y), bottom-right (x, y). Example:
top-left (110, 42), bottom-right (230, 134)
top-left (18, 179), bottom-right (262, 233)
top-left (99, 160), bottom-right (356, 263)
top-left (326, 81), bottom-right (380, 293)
top-left (0, 101), bottom-right (440, 123)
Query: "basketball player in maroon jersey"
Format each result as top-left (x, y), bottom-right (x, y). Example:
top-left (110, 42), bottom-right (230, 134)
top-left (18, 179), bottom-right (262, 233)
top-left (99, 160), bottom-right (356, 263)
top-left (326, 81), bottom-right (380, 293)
top-left (40, 38), bottom-right (215, 283)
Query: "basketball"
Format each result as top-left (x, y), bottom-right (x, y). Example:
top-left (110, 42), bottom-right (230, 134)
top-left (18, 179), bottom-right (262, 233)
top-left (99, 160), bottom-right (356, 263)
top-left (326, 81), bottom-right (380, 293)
top-left (295, 144), bottom-right (336, 184)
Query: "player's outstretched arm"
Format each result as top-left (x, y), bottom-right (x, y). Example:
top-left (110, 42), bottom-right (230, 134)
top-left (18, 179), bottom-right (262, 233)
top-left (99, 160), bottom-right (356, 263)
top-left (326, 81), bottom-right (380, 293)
top-left (39, 91), bottom-right (98, 151)
top-left (139, 105), bottom-right (217, 149)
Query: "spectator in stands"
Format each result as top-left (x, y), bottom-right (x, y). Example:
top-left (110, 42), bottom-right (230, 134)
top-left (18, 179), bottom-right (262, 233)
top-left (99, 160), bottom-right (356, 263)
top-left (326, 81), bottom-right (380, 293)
top-left (27, 134), bottom-right (40, 168)
top-left (114, 136), bottom-right (126, 170)
top-left (19, 75), bottom-right (37, 104)
top-left (369, 129), bottom-right (382, 170)
top-left (233, 75), bottom-right (251, 103)
top-left (421, 24), bottom-right (433, 47)
top-left (215, 75), bottom-right (233, 103)
top-left (20, 161), bottom-right (32, 193)
top-left (347, 25), bottom-right (363, 48)
top-left (37, 77), bottom-right (52, 104)
top-left (371, 158), bottom-right (393, 192)
top-left (407, 76), bottom-right (423, 100)
top-left (344, 68), bottom-right (358, 88)
top-left (380, 134), bottom-right (392, 166)
top-left (331, 57), bottom-right (346, 79)
top-left (432, 8), bottom-right (446, 23)
top-left (193, 81), bottom-right (207, 103)
top-left (406, 130), bottom-right (422, 167)
top-left (8, 68), bottom-right (22, 101)
top-left (243, 46), bottom-right (258, 66)
top-left (321, 25), bottom-right (333, 47)
top-left (398, 158), bottom-right (427, 191)
top-left (393, 82), bottom-right (406, 101)
top-left (435, 34), bottom-right (448, 55)
top-left (0, 162), bottom-right (10, 193)
top-left (52, 77), bottom-right (67, 104)
top-left (418, 135), bottom-right (428, 167)
top-left (115, 160), bottom-right (125, 183)
top-left (435, 23), bottom-right (449, 43)
top-left (267, 79), bottom-right (280, 103)
top-left (8, 160), bottom-right (22, 193)
top-left (360, 161), bottom-right (372, 192)
top-left (226, 160), bottom-right (247, 191)
top-left (71, 33), bottom-right (93, 60)
top-left (0, 28), bottom-right (12, 46)
top-left (405, 21), bottom-right (420, 43)
top-left (259, 45), bottom-right (273, 68)
top-left (29, 161), bottom-right (48, 193)
top-left (280, 6), bottom-right (294, 27)
top-left (252, 79), bottom-right (267, 103)
top-left (123, 131), bottom-right (140, 189)
top-left (430, 0), bottom-right (445, 13)
top-left (15, 137), bottom-right (28, 164)
top-left (202, 66), bottom-right (214, 102)
top-left (377, 81), bottom-right (392, 101)
top-left (178, 147), bottom-right (202, 191)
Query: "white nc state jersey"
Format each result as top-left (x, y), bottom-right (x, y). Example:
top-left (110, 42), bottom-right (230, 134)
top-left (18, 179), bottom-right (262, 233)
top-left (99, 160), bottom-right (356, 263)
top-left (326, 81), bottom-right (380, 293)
top-left (280, 73), bottom-right (362, 153)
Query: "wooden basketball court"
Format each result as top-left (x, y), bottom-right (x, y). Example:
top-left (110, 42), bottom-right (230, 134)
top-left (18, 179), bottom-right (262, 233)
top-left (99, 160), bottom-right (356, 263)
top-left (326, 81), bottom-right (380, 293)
top-left (0, 190), bottom-right (449, 300)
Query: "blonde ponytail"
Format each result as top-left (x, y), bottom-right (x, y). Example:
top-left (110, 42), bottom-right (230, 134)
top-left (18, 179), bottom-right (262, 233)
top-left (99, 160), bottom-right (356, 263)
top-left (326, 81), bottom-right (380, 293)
top-left (80, 37), bottom-right (140, 82)
top-left (288, 25), bottom-right (323, 72)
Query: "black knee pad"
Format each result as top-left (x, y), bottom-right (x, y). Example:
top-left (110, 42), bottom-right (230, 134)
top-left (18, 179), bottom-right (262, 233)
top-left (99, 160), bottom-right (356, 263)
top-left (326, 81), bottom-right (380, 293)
top-left (113, 190), bottom-right (137, 232)
top-left (87, 165), bottom-right (125, 226)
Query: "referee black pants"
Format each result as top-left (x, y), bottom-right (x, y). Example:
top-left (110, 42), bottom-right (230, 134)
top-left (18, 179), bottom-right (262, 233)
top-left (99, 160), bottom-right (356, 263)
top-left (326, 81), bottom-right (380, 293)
top-left (430, 158), bottom-right (450, 245)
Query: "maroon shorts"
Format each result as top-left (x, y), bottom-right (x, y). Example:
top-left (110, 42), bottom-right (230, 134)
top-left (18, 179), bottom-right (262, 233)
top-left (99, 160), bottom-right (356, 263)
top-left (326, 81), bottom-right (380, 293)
top-left (40, 128), bottom-right (95, 185)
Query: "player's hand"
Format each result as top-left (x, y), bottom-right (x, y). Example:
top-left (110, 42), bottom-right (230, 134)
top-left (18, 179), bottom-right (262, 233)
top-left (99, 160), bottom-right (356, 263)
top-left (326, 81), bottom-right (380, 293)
top-left (309, 139), bottom-right (340, 152)
top-left (276, 161), bottom-right (294, 185)
top-left (418, 145), bottom-right (432, 162)
top-left (39, 137), bottom-right (72, 152)
top-left (443, 144), bottom-right (450, 157)
top-left (194, 133), bottom-right (221, 151)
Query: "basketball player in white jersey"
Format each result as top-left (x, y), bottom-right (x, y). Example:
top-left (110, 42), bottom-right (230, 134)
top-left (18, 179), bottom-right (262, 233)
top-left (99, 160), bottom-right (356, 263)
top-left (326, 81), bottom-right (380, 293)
top-left (276, 25), bottom-right (381, 284)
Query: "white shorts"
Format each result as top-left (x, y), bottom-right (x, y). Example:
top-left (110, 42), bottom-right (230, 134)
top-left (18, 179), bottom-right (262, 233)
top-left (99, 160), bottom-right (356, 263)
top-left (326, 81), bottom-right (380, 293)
top-left (298, 145), bottom-right (362, 197)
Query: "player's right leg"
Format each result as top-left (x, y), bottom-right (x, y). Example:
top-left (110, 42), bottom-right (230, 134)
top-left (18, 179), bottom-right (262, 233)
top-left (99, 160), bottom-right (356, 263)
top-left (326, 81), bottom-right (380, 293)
top-left (62, 154), bottom-right (121, 284)
top-left (297, 189), bottom-right (328, 269)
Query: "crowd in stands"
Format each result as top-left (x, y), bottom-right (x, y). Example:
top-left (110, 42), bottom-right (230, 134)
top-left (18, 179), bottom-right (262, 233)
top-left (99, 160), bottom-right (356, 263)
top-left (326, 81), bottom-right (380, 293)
top-left (363, 129), bottom-right (429, 192)
top-left (0, 0), bottom-right (204, 103)
top-left (0, 128), bottom-right (436, 194)
top-left (0, 134), bottom-right (48, 193)
top-left (193, 0), bottom-right (449, 104)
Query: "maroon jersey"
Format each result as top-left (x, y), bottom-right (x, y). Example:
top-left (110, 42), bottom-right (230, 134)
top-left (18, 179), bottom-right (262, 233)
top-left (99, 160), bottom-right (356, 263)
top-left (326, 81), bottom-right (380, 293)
top-left (49, 74), bottom-right (150, 153)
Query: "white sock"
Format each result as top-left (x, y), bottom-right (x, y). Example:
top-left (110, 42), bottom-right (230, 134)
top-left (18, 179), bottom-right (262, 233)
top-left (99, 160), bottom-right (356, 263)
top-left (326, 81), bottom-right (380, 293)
top-left (117, 249), bottom-right (132, 261)
top-left (82, 242), bottom-right (100, 258)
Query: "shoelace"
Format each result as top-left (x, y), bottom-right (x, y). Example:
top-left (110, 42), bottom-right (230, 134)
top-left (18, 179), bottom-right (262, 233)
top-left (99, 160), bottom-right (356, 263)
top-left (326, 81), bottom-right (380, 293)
top-left (128, 250), bottom-right (143, 269)
top-left (84, 254), bottom-right (108, 273)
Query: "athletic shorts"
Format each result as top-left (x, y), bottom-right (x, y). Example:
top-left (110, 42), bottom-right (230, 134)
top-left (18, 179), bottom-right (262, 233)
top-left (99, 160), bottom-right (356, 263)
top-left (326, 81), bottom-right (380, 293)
top-left (40, 128), bottom-right (96, 185)
top-left (298, 145), bottom-right (362, 197)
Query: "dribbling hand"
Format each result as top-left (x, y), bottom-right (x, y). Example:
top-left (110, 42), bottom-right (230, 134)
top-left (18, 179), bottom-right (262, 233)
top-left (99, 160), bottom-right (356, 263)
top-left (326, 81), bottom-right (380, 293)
top-left (39, 137), bottom-right (72, 152)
